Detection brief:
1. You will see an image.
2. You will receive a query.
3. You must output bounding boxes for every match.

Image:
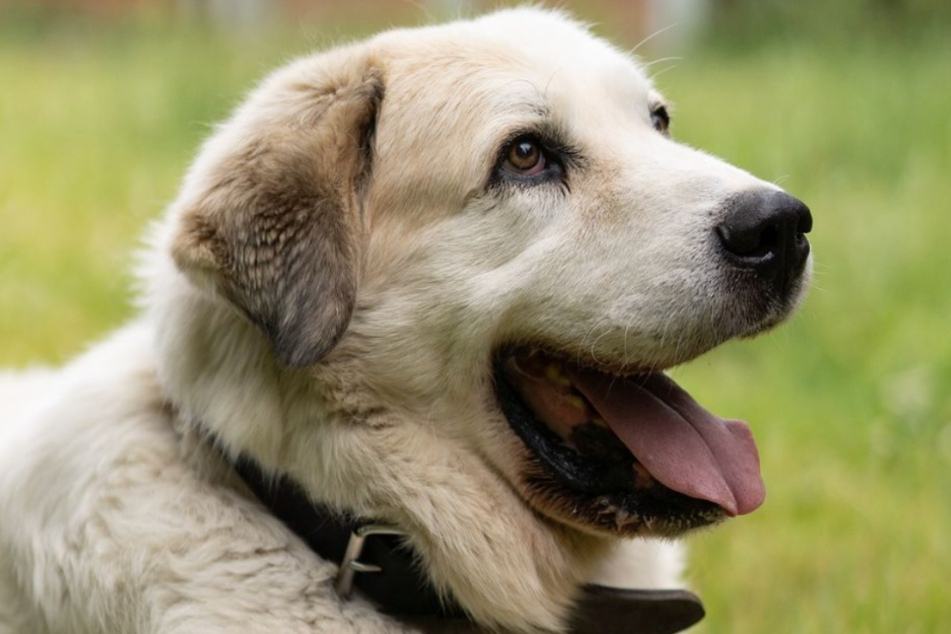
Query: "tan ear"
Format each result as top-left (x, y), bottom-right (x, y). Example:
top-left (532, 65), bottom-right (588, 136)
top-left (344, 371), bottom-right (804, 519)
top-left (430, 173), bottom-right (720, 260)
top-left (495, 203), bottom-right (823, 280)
top-left (172, 54), bottom-right (383, 368)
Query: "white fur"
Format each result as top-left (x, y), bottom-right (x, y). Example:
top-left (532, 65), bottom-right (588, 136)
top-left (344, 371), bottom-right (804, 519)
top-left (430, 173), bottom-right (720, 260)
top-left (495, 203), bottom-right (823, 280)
top-left (1, 8), bottom-right (806, 634)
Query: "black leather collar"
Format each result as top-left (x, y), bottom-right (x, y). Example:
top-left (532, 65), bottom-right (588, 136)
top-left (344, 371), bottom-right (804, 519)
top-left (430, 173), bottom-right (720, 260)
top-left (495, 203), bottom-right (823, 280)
top-left (229, 451), bottom-right (704, 633)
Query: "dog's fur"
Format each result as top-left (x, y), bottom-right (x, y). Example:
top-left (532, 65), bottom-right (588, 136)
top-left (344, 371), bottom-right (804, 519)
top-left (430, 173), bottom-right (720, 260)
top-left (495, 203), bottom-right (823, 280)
top-left (0, 9), bottom-right (809, 634)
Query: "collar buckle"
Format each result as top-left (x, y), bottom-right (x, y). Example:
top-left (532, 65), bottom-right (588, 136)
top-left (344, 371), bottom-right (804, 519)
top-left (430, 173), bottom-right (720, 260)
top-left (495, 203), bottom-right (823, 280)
top-left (335, 523), bottom-right (406, 598)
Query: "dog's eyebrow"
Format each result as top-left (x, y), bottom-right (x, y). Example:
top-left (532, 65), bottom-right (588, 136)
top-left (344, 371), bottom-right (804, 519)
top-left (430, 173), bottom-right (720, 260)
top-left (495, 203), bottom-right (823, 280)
top-left (527, 102), bottom-right (550, 118)
top-left (495, 97), bottom-right (551, 120)
top-left (486, 94), bottom-right (563, 143)
top-left (647, 91), bottom-right (672, 112)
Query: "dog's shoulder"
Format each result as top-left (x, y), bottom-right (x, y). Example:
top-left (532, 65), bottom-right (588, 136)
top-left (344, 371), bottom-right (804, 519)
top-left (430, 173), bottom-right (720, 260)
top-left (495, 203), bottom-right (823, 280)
top-left (0, 322), bottom-right (414, 634)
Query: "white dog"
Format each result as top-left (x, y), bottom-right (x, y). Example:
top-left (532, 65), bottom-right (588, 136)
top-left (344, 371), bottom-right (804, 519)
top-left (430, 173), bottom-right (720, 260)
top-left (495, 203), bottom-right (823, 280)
top-left (0, 8), bottom-right (811, 634)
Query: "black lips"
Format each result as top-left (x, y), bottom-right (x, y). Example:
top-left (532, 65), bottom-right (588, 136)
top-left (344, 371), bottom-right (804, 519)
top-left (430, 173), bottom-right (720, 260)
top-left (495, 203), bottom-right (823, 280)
top-left (492, 353), bottom-right (724, 535)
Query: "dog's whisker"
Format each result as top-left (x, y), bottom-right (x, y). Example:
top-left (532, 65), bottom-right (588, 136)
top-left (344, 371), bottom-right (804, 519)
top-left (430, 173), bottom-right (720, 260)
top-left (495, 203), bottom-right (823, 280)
top-left (628, 22), bottom-right (681, 56)
top-left (642, 56), bottom-right (684, 69)
top-left (543, 68), bottom-right (562, 101)
top-left (648, 63), bottom-right (680, 82)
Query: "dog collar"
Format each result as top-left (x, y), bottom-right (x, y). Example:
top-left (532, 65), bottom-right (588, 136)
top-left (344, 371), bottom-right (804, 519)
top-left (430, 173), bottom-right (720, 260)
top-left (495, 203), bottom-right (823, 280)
top-left (229, 452), bottom-right (705, 633)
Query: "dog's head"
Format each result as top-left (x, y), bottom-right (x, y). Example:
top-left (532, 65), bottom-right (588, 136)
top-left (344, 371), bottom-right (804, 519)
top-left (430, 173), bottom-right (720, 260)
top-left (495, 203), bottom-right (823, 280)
top-left (157, 8), bottom-right (811, 631)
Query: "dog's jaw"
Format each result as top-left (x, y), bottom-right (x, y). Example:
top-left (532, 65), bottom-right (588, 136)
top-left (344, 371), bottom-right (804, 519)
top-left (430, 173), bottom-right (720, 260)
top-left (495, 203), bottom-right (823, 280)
top-left (304, 348), bottom-right (617, 632)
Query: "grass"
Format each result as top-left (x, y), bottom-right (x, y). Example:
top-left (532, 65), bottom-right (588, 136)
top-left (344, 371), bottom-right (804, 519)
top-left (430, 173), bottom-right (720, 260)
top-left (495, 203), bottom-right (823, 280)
top-left (660, 40), bottom-right (951, 634)
top-left (1, 9), bottom-right (949, 634)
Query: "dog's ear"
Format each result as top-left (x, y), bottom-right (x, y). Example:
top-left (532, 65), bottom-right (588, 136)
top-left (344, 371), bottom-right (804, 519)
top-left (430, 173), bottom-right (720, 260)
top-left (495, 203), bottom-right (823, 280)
top-left (171, 53), bottom-right (383, 368)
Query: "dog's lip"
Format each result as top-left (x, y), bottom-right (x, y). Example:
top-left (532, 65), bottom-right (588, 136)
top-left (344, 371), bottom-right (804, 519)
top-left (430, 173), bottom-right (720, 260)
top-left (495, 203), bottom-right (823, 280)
top-left (497, 347), bottom-right (765, 517)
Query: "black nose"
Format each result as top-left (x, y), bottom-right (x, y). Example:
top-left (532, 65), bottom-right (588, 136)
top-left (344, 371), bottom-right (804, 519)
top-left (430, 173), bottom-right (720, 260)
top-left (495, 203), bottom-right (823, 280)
top-left (717, 189), bottom-right (812, 295)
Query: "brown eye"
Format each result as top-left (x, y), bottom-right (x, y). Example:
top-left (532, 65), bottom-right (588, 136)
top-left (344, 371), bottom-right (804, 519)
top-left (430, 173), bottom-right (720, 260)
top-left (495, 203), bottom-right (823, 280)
top-left (503, 137), bottom-right (546, 175)
top-left (651, 106), bottom-right (670, 135)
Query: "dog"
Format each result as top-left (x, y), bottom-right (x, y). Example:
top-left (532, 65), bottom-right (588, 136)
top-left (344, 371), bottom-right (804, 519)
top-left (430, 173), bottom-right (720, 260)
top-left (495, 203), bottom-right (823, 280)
top-left (0, 8), bottom-right (812, 634)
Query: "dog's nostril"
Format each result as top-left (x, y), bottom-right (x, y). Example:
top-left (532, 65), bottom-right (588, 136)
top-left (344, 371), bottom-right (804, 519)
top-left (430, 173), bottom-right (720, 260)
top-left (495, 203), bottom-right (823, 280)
top-left (797, 209), bottom-right (813, 235)
top-left (759, 224), bottom-right (779, 253)
top-left (718, 217), bottom-right (776, 260)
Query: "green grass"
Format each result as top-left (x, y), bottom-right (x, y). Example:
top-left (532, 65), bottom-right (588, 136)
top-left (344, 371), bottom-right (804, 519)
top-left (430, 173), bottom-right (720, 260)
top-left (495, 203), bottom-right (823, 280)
top-left (660, 41), bottom-right (951, 634)
top-left (1, 11), bottom-right (949, 634)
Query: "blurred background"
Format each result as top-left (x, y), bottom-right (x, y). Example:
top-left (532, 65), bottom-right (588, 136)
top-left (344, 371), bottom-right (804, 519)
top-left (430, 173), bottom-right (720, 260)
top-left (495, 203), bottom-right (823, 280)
top-left (1, 1), bottom-right (949, 632)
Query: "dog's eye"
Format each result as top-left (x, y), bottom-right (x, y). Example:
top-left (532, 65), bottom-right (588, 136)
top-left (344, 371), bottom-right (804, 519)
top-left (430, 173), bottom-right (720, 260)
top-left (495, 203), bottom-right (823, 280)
top-left (651, 106), bottom-right (670, 135)
top-left (502, 137), bottom-right (547, 176)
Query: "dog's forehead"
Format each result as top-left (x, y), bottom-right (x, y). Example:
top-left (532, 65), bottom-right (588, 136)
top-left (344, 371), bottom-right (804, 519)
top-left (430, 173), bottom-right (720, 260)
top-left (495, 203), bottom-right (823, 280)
top-left (377, 9), bottom-right (657, 137)
top-left (466, 9), bottom-right (655, 99)
top-left (365, 9), bottom-right (667, 206)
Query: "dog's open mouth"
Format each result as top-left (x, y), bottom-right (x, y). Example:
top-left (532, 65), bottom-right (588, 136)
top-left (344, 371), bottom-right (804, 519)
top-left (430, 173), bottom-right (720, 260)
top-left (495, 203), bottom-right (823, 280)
top-left (493, 348), bottom-right (765, 535)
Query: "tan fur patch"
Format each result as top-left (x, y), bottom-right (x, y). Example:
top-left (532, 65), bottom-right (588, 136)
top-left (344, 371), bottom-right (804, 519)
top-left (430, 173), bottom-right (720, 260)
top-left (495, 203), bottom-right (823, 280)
top-left (172, 63), bottom-right (384, 367)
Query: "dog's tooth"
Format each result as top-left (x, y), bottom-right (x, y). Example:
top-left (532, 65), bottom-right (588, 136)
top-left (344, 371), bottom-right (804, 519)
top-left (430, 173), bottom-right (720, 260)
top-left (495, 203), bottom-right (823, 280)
top-left (565, 394), bottom-right (586, 411)
top-left (632, 462), bottom-right (655, 488)
top-left (544, 363), bottom-right (572, 387)
top-left (592, 416), bottom-right (608, 428)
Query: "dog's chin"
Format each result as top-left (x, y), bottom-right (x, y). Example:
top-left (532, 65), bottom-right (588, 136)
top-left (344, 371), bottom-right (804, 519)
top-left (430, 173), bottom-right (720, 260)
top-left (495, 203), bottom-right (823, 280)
top-left (732, 266), bottom-right (813, 340)
top-left (492, 344), bottom-right (767, 538)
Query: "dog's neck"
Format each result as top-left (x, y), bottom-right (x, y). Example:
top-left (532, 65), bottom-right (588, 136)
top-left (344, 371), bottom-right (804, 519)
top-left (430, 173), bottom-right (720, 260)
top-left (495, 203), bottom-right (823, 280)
top-left (205, 434), bottom-right (705, 634)
top-left (150, 270), bottom-right (701, 634)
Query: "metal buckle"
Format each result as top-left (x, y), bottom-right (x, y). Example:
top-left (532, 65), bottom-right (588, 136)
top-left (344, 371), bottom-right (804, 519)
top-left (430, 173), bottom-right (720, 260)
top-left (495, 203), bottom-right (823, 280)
top-left (334, 524), bottom-right (406, 598)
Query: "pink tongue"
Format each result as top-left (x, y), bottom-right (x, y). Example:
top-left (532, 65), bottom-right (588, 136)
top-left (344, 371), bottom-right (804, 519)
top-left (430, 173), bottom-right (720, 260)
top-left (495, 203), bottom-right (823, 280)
top-left (568, 369), bottom-right (765, 516)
